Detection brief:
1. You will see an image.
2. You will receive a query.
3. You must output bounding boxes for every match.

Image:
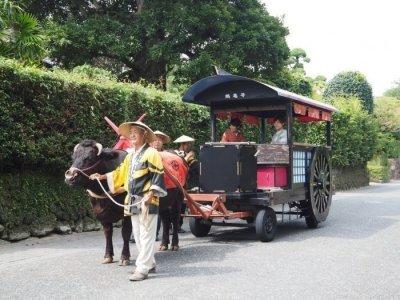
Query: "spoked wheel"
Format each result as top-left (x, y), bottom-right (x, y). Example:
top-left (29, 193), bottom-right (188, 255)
top-left (189, 217), bottom-right (212, 237)
top-left (255, 208), bottom-right (277, 242)
top-left (305, 147), bottom-right (332, 228)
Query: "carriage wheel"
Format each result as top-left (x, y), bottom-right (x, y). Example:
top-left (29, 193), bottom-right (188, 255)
top-left (189, 217), bottom-right (212, 237)
top-left (255, 208), bottom-right (277, 242)
top-left (306, 147), bottom-right (332, 228)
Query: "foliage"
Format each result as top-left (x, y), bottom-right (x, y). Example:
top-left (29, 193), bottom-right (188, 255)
top-left (0, 171), bottom-right (92, 230)
top-left (287, 48), bottom-right (310, 70)
top-left (0, 57), bottom-right (209, 172)
top-left (330, 97), bottom-right (378, 166)
top-left (323, 71), bottom-right (374, 113)
top-left (270, 68), bottom-right (313, 97)
top-left (383, 80), bottom-right (400, 99)
top-left (367, 156), bottom-right (390, 182)
top-left (26, 0), bottom-right (289, 88)
top-left (374, 96), bottom-right (400, 138)
top-left (375, 132), bottom-right (400, 159)
top-left (0, 0), bottom-right (46, 63)
top-left (71, 64), bottom-right (117, 82)
top-left (311, 75), bottom-right (327, 100)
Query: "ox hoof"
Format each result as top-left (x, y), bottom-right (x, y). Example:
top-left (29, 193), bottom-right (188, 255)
top-left (102, 257), bottom-right (114, 264)
top-left (118, 259), bottom-right (131, 266)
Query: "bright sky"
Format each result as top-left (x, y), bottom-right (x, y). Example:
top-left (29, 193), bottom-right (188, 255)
top-left (263, 0), bottom-right (400, 96)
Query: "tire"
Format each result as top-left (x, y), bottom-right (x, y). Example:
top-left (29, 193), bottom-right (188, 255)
top-left (305, 147), bottom-right (333, 228)
top-left (189, 217), bottom-right (211, 237)
top-left (255, 208), bottom-right (277, 242)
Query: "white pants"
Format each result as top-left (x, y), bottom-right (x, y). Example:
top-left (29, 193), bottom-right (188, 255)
top-left (131, 213), bottom-right (157, 274)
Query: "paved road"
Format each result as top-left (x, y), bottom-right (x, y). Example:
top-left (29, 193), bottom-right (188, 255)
top-left (1, 182), bottom-right (400, 299)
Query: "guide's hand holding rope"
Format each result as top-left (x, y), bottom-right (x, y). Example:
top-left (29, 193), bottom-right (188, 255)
top-left (88, 172), bottom-right (146, 209)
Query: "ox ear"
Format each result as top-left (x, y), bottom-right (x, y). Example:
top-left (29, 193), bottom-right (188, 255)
top-left (74, 143), bottom-right (80, 152)
top-left (95, 143), bottom-right (103, 156)
top-left (99, 149), bottom-right (118, 160)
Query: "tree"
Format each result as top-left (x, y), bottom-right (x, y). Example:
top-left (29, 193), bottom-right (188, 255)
top-left (287, 48), bottom-right (310, 71)
top-left (0, 1), bottom-right (46, 63)
top-left (374, 96), bottom-right (400, 137)
top-left (383, 80), bottom-right (400, 99)
top-left (276, 68), bottom-right (313, 97)
top-left (323, 71), bottom-right (374, 113)
top-left (24, 0), bottom-right (290, 89)
top-left (311, 75), bottom-right (327, 100)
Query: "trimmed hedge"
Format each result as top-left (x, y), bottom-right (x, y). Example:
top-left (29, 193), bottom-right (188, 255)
top-left (0, 171), bottom-right (91, 231)
top-left (0, 58), bottom-right (379, 235)
top-left (0, 58), bottom-right (209, 235)
top-left (323, 71), bottom-right (374, 113)
top-left (0, 58), bottom-right (210, 171)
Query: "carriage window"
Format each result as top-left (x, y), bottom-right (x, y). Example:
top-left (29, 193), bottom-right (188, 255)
top-left (293, 151), bottom-right (312, 183)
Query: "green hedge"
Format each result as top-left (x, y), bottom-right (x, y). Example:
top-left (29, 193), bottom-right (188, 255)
top-left (367, 156), bottom-right (390, 182)
top-left (0, 171), bottom-right (91, 231)
top-left (0, 58), bottom-right (379, 233)
top-left (0, 58), bottom-right (210, 171)
top-left (0, 58), bottom-right (210, 233)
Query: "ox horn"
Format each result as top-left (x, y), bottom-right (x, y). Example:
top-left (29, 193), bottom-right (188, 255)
top-left (95, 143), bottom-right (103, 156)
top-left (74, 143), bottom-right (80, 152)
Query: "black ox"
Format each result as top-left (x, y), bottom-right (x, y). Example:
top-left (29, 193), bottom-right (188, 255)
top-left (64, 140), bottom-right (132, 265)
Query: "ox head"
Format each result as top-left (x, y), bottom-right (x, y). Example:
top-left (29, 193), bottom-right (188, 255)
top-left (64, 140), bottom-right (104, 186)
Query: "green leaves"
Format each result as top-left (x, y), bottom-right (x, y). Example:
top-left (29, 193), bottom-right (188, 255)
top-left (323, 71), bottom-right (374, 113)
top-left (0, 2), bottom-right (46, 63)
top-left (30, 0), bottom-right (289, 88)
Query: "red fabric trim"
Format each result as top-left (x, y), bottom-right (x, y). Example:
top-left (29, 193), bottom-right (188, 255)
top-left (215, 112), bottom-right (259, 126)
top-left (297, 115), bottom-right (319, 123)
top-left (293, 103), bottom-right (307, 115)
top-left (243, 115), bottom-right (259, 125)
top-left (321, 111), bottom-right (331, 121)
top-left (307, 107), bottom-right (320, 119)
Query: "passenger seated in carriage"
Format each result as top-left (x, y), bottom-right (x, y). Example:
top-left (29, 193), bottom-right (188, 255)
top-left (271, 118), bottom-right (287, 145)
top-left (220, 117), bottom-right (246, 142)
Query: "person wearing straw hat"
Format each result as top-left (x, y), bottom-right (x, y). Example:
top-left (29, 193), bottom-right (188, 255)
top-left (152, 131), bottom-right (188, 251)
top-left (150, 130), bottom-right (170, 241)
top-left (90, 120), bottom-right (167, 281)
top-left (173, 135), bottom-right (198, 232)
top-left (173, 135), bottom-right (196, 166)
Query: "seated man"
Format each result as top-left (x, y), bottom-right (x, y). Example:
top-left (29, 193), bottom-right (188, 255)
top-left (221, 118), bottom-right (246, 142)
top-left (271, 118), bottom-right (287, 144)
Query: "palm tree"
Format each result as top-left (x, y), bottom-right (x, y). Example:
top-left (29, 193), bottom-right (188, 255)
top-left (0, 0), bottom-right (45, 62)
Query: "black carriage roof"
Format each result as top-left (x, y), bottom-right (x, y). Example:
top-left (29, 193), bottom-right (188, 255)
top-left (182, 75), bottom-right (338, 113)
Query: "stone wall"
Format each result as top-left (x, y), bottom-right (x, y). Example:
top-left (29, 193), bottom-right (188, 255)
top-left (389, 158), bottom-right (400, 180)
top-left (332, 164), bottom-right (370, 191)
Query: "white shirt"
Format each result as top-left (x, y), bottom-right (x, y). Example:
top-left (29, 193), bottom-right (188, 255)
top-left (271, 129), bottom-right (288, 144)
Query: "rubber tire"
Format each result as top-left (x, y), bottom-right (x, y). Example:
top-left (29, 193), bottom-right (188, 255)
top-left (255, 208), bottom-right (277, 242)
top-left (189, 217), bottom-right (211, 237)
